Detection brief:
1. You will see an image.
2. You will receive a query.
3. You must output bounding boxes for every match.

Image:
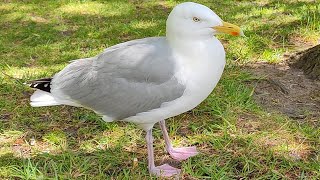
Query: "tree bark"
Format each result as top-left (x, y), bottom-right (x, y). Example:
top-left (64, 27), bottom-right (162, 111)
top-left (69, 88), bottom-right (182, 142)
top-left (289, 44), bottom-right (320, 80)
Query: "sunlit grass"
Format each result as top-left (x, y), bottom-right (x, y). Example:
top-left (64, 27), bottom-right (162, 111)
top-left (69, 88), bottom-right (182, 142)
top-left (58, 1), bottom-right (133, 17)
top-left (130, 20), bottom-right (159, 30)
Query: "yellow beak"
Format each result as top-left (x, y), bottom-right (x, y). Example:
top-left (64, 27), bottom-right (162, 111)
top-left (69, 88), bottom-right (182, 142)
top-left (213, 22), bottom-right (245, 36)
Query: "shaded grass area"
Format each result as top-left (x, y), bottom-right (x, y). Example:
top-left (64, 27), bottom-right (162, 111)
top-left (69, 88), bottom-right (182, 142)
top-left (0, 0), bottom-right (319, 179)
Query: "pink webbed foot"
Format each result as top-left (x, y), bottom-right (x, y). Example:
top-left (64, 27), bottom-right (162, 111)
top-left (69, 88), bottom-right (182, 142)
top-left (150, 164), bottom-right (181, 177)
top-left (168, 146), bottom-right (199, 161)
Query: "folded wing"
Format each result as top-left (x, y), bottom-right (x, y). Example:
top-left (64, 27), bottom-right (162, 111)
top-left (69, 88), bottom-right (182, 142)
top-left (50, 37), bottom-right (186, 120)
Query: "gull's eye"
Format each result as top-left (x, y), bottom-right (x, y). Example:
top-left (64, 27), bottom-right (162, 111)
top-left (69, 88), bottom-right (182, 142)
top-left (193, 17), bottom-right (200, 22)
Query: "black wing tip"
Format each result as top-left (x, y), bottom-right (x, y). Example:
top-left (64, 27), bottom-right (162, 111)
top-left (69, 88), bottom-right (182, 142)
top-left (28, 78), bottom-right (52, 93)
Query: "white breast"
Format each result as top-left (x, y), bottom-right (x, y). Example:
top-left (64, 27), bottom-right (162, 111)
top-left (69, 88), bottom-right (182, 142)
top-left (125, 38), bottom-right (226, 130)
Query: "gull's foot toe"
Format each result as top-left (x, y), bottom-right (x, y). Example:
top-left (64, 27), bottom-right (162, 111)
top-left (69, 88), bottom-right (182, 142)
top-left (150, 164), bottom-right (181, 177)
top-left (168, 146), bottom-right (199, 161)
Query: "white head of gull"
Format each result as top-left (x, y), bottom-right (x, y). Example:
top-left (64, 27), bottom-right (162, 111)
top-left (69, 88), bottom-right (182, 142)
top-left (28, 2), bottom-right (243, 177)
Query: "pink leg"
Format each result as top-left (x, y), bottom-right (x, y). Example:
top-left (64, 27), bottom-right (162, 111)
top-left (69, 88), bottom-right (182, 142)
top-left (159, 120), bottom-right (198, 161)
top-left (146, 129), bottom-right (180, 177)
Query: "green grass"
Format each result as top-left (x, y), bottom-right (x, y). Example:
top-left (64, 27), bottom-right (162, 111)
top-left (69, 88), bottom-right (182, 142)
top-left (0, 0), bottom-right (319, 179)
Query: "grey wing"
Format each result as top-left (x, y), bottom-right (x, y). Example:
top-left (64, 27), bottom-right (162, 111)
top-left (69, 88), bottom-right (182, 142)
top-left (51, 37), bottom-right (186, 120)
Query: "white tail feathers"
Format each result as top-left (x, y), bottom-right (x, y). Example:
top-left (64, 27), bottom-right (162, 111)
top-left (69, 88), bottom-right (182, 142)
top-left (30, 90), bottom-right (61, 107)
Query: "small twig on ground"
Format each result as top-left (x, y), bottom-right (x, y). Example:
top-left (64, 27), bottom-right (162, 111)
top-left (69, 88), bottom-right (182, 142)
top-left (267, 78), bottom-right (290, 95)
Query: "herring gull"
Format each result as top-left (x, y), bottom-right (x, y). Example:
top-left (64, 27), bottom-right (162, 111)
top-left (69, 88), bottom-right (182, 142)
top-left (28, 2), bottom-right (243, 177)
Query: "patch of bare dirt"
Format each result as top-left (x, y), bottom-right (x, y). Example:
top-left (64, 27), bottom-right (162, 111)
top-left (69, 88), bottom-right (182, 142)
top-left (247, 61), bottom-right (320, 123)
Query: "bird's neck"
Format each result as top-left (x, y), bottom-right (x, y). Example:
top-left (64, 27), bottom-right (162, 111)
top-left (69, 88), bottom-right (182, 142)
top-left (166, 34), bottom-right (219, 58)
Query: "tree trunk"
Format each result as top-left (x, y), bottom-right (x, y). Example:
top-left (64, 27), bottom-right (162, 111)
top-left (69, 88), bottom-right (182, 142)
top-left (289, 44), bottom-right (320, 80)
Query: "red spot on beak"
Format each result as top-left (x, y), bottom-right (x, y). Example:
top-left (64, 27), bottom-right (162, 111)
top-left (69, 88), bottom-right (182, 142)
top-left (231, 32), bottom-right (239, 36)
